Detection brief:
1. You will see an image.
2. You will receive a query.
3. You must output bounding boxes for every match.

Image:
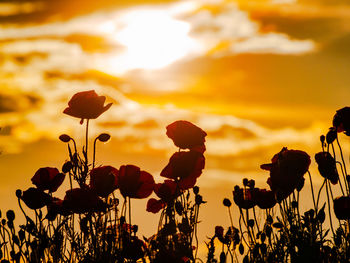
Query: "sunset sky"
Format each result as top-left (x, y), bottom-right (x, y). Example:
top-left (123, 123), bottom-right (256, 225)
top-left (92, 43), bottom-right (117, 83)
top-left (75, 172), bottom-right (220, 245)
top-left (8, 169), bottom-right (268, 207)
top-left (0, 0), bottom-right (349, 255)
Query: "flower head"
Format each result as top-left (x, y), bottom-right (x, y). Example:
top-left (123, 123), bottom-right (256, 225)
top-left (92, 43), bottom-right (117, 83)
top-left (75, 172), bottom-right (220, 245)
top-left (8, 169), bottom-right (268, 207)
top-left (118, 165), bottom-right (155, 199)
top-left (161, 151), bottom-right (205, 190)
top-left (123, 236), bottom-right (146, 260)
top-left (315, 152), bottom-right (339, 184)
top-left (333, 196), bottom-right (350, 220)
top-left (90, 166), bottom-right (118, 197)
top-left (333, 107), bottom-right (350, 135)
top-left (31, 167), bottom-right (65, 193)
top-left (63, 187), bottom-right (107, 214)
top-left (154, 180), bottom-right (180, 203)
top-left (63, 90), bottom-right (112, 124)
top-left (215, 226), bottom-right (224, 238)
top-left (261, 147), bottom-right (310, 201)
top-left (254, 189), bottom-right (276, 209)
top-left (46, 198), bottom-right (70, 221)
top-left (146, 198), bottom-right (165, 213)
top-left (21, 187), bottom-right (52, 210)
top-left (233, 185), bottom-right (258, 209)
top-left (166, 120), bottom-right (207, 153)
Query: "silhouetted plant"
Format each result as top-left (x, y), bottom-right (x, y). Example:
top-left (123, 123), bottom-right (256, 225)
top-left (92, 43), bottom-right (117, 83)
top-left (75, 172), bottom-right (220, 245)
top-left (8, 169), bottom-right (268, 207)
top-left (2, 92), bottom-right (350, 263)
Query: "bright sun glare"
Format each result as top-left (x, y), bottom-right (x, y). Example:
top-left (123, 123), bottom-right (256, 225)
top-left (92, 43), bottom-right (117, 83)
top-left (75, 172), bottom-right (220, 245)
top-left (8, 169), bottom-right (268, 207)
top-left (102, 9), bottom-right (198, 74)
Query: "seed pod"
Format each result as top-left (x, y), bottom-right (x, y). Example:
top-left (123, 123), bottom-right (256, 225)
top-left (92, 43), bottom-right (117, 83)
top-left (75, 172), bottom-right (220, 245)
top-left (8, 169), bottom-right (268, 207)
top-left (239, 243), bottom-right (244, 255)
top-left (97, 133), bottom-right (111, 142)
top-left (6, 210), bottom-right (15, 222)
top-left (59, 134), bottom-right (71, 143)
top-left (62, 161), bottom-right (73, 173)
top-left (223, 198), bottom-right (232, 207)
top-left (15, 189), bottom-right (22, 198)
top-left (220, 251), bottom-right (226, 263)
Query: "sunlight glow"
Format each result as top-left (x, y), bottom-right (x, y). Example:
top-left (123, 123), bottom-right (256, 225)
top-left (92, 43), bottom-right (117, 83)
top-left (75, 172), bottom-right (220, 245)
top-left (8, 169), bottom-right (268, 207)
top-left (108, 9), bottom-right (198, 72)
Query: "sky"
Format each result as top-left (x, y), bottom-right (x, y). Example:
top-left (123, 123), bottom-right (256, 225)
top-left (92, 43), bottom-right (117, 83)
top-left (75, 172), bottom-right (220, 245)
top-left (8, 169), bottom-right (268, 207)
top-left (0, 0), bottom-right (349, 257)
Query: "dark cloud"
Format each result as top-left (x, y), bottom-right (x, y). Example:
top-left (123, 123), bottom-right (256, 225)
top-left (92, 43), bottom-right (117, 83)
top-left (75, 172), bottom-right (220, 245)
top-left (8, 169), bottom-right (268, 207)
top-left (0, 93), bottom-right (40, 113)
top-left (208, 125), bottom-right (256, 139)
top-left (251, 11), bottom-right (346, 41)
top-left (45, 69), bottom-right (123, 90)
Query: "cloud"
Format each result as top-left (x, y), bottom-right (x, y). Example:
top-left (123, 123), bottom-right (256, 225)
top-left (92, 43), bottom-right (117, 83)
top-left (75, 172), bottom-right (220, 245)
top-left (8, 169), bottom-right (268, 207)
top-left (187, 1), bottom-right (314, 57)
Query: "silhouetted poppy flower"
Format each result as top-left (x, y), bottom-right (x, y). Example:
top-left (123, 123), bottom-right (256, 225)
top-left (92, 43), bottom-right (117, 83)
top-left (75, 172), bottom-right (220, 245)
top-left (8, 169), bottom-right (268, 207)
top-left (21, 187), bottom-right (52, 210)
top-left (46, 198), bottom-right (70, 221)
top-left (118, 165), bottom-right (155, 199)
top-left (63, 187), bottom-right (107, 214)
top-left (333, 107), bottom-right (350, 135)
top-left (166, 120), bottom-right (207, 153)
top-left (333, 196), bottom-right (350, 220)
top-left (63, 90), bottom-right (112, 124)
top-left (154, 180), bottom-right (180, 203)
top-left (261, 147), bottom-right (310, 201)
top-left (146, 198), bottom-right (165, 213)
top-left (215, 226), bottom-right (224, 238)
top-left (254, 189), bottom-right (276, 209)
top-left (90, 166), bottom-right (118, 197)
top-left (326, 128), bottom-right (337, 144)
top-left (123, 236), bottom-right (146, 260)
top-left (161, 151), bottom-right (205, 190)
top-left (31, 167), bottom-right (65, 193)
top-left (233, 186), bottom-right (258, 209)
top-left (315, 152), bottom-right (339, 184)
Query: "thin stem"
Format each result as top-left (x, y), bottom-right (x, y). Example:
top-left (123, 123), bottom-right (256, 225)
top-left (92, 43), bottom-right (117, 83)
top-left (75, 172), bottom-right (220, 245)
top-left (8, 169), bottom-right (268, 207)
top-left (93, 137), bottom-right (98, 169)
top-left (308, 171), bottom-right (317, 211)
top-left (85, 119), bottom-right (90, 166)
top-left (316, 179), bottom-right (326, 210)
top-left (325, 180), bottom-right (335, 238)
top-left (128, 197), bottom-right (132, 236)
top-left (253, 207), bottom-right (260, 233)
top-left (336, 137), bottom-right (349, 194)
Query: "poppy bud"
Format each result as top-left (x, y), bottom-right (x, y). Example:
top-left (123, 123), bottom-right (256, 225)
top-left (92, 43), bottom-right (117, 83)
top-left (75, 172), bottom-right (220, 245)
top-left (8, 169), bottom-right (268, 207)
top-left (133, 225), bottom-right (138, 233)
top-left (243, 178), bottom-right (248, 186)
top-left (266, 215), bottom-right (273, 224)
top-left (320, 135), bottom-right (325, 143)
top-left (15, 189), bottom-right (22, 198)
top-left (326, 128), bottom-right (337, 144)
top-left (97, 133), bottom-right (111, 142)
top-left (248, 179), bottom-right (255, 189)
top-left (317, 209), bottom-right (326, 223)
top-left (62, 161), bottom-right (73, 173)
top-left (239, 243), bottom-right (244, 255)
top-left (248, 219), bottom-right (255, 228)
top-left (18, 230), bottom-right (25, 241)
top-left (223, 198), bottom-right (232, 207)
top-left (6, 210), bottom-right (15, 222)
top-left (59, 134), bottom-right (71, 143)
top-left (220, 252), bottom-right (226, 263)
top-left (193, 186), bottom-right (199, 195)
top-left (195, 194), bottom-right (205, 205)
top-left (175, 201), bottom-right (183, 215)
top-left (215, 226), bottom-right (224, 238)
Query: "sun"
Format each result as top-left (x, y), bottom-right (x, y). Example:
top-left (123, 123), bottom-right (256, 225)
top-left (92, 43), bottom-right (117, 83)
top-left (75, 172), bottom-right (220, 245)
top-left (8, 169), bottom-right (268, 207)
top-left (103, 9), bottom-right (199, 74)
